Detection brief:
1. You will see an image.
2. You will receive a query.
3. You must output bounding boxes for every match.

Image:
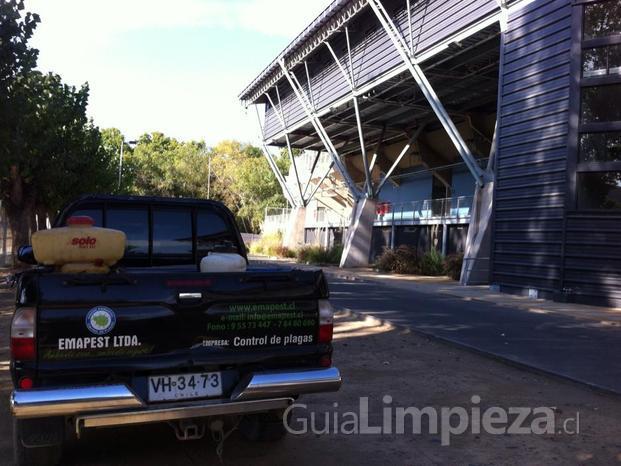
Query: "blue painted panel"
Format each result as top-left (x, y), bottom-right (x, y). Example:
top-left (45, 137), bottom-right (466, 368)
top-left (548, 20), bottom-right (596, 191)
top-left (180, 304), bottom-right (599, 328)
top-left (377, 174), bottom-right (433, 204)
top-left (452, 169), bottom-right (476, 197)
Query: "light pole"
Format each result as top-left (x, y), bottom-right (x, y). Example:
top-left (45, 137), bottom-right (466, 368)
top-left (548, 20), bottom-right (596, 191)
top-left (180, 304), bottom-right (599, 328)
top-left (118, 138), bottom-right (137, 190)
top-left (207, 151), bottom-right (212, 199)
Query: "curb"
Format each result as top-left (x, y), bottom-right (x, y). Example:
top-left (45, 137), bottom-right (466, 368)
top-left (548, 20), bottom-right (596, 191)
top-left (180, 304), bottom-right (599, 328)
top-left (336, 304), bottom-right (621, 399)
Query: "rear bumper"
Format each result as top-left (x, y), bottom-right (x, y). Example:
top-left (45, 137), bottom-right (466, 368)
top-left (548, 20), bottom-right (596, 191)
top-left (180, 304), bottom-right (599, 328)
top-left (11, 367), bottom-right (342, 427)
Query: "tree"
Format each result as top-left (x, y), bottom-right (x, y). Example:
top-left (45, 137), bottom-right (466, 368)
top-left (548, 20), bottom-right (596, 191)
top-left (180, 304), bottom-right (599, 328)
top-left (209, 141), bottom-right (290, 232)
top-left (124, 132), bottom-right (211, 198)
top-left (1, 70), bottom-right (117, 252)
top-left (0, 0), bottom-right (38, 100)
top-left (0, 0), bottom-right (38, 253)
top-left (122, 136), bottom-right (289, 233)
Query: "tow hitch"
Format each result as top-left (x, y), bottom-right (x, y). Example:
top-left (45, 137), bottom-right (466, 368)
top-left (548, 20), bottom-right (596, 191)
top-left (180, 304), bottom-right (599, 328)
top-left (169, 419), bottom-right (205, 441)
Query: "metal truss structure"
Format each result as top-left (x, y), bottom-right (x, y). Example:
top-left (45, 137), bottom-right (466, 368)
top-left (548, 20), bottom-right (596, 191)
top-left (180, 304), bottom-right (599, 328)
top-left (250, 0), bottom-right (513, 214)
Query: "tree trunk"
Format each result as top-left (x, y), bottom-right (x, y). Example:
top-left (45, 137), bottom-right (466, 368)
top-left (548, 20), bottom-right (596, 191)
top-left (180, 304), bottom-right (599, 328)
top-left (35, 205), bottom-right (48, 231)
top-left (5, 165), bottom-right (36, 265)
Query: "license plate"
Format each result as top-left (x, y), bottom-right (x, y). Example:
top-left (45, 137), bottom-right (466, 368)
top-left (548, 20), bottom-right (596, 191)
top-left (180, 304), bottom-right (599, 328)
top-left (148, 372), bottom-right (222, 402)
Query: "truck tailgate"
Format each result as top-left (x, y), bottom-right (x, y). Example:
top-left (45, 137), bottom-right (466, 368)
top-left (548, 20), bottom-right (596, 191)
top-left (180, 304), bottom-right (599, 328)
top-left (35, 268), bottom-right (329, 371)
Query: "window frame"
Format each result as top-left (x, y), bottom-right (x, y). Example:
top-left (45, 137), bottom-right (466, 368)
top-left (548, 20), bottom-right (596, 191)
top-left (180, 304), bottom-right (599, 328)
top-left (569, 0), bottom-right (621, 211)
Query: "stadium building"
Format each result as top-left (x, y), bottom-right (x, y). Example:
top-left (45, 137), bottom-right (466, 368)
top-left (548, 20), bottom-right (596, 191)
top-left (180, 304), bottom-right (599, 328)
top-left (240, 0), bottom-right (621, 306)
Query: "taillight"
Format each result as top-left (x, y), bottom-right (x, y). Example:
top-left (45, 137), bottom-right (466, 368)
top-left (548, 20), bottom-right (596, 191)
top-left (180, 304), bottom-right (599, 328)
top-left (11, 307), bottom-right (36, 361)
top-left (318, 299), bottom-right (334, 343)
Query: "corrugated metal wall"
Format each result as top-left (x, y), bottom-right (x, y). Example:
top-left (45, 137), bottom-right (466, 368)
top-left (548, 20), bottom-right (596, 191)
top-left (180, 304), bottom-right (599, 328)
top-left (563, 213), bottom-right (621, 305)
top-left (492, 0), bottom-right (572, 296)
top-left (263, 0), bottom-right (500, 141)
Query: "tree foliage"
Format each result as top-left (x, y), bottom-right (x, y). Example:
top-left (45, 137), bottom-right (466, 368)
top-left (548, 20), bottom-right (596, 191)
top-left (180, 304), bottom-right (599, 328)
top-left (209, 140), bottom-right (289, 232)
top-left (0, 0), bottom-right (38, 97)
top-left (123, 132), bottom-right (210, 198)
top-left (120, 136), bottom-right (289, 233)
top-left (0, 2), bottom-right (116, 254)
top-left (0, 0), bottom-right (293, 259)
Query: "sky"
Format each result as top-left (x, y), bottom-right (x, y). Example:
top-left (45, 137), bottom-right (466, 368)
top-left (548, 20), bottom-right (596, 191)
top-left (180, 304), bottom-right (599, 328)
top-left (27, 0), bottom-right (333, 146)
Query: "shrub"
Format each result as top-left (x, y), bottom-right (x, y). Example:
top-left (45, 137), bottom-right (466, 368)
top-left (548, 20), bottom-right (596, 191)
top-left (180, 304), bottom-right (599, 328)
top-left (296, 246), bottom-right (313, 263)
top-left (444, 253), bottom-right (464, 281)
top-left (419, 249), bottom-right (445, 276)
top-left (327, 244), bottom-right (344, 264)
top-left (274, 245), bottom-right (296, 259)
top-left (249, 232), bottom-right (289, 257)
top-left (375, 248), bottom-right (397, 272)
top-left (375, 245), bottom-right (419, 274)
top-left (296, 244), bottom-right (343, 265)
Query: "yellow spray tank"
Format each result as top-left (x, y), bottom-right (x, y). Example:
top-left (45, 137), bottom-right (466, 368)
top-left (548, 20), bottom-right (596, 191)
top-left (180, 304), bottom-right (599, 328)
top-left (31, 216), bottom-right (126, 273)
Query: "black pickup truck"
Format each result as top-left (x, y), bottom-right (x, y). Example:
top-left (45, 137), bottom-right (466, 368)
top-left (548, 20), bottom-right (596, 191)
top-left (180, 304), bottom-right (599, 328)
top-left (10, 195), bottom-right (341, 465)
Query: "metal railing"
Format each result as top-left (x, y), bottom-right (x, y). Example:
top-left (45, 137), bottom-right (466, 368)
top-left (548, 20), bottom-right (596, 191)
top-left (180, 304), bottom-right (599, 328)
top-left (263, 207), bottom-right (292, 233)
top-left (311, 206), bottom-right (350, 228)
top-left (374, 196), bottom-right (473, 225)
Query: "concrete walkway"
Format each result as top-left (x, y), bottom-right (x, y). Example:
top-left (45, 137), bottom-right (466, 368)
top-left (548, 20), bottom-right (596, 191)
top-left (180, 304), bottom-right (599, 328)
top-left (254, 258), bottom-right (621, 394)
top-left (319, 265), bottom-right (621, 326)
top-left (254, 257), bottom-right (621, 326)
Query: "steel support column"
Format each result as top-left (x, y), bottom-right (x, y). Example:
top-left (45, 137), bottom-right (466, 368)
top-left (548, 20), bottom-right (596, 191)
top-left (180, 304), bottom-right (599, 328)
top-left (264, 90), bottom-right (305, 205)
top-left (254, 106), bottom-right (297, 207)
top-left (306, 162), bottom-right (335, 205)
top-left (278, 59), bottom-right (361, 200)
top-left (325, 39), bottom-right (373, 198)
top-left (369, 125), bottom-right (386, 173)
top-left (375, 124), bottom-right (427, 194)
top-left (302, 150), bottom-right (322, 200)
top-left (368, 0), bottom-right (488, 186)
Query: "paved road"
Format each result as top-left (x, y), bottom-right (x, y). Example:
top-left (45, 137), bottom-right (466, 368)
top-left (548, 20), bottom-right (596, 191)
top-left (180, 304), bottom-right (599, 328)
top-left (328, 276), bottom-right (621, 394)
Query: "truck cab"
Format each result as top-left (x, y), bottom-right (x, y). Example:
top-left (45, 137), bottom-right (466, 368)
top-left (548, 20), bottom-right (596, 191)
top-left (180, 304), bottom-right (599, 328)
top-left (10, 195), bottom-right (341, 465)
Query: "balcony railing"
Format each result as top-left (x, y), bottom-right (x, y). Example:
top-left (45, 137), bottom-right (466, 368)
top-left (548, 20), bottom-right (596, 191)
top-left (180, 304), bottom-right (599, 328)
top-left (374, 196), bottom-right (473, 225)
top-left (263, 207), bottom-right (292, 233)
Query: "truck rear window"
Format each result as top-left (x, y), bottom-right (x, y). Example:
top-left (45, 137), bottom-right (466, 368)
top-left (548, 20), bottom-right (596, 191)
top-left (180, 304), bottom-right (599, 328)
top-left (197, 210), bottom-right (238, 256)
top-left (153, 208), bottom-right (193, 261)
top-left (60, 200), bottom-right (244, 266)
top-left (107, 208), bottom-right (149, 258)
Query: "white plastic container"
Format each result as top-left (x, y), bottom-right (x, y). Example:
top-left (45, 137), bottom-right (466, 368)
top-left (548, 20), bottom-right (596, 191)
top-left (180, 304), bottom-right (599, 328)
top-left (200, 253), bottom-right (247, 273)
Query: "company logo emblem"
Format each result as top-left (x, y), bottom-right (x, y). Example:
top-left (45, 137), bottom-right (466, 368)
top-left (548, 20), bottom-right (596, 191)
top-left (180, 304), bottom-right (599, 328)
top-left (86, 306), bottom-right (116, 335)
top-left (70, 236), bottom-right (97, 248)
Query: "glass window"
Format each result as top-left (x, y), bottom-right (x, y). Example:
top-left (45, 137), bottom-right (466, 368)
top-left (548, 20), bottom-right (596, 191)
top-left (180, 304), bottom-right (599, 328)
top-left (580, 132), bottom-right (621, 162)
top-left (583, 45), bottom-right (621, 77)
top-left (196, 210), bottom-right (237, 257)
top-left (152, 209), bottom-right (192, 256)
top-left (581, 84), bottom-right (621, 122)
top-left (106, 208), bottom-right (149, 257)
top-left (611, 44), bottom-right (621, 75)
top-left (577, 171), bottom-right (621, 209)
top-left (583, 47), bottom-right (609, 77)
top-left (584, 1), bottom-right (621, 40)
top-left (67, 208), bottom-right (102, 226)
